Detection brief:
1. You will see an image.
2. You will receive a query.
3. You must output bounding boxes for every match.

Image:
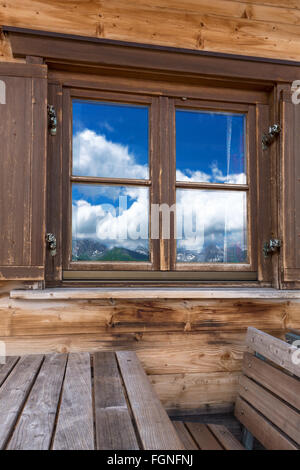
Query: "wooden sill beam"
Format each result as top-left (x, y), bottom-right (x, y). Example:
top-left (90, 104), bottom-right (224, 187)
top-left (10, 287), bottom-right (300, 300)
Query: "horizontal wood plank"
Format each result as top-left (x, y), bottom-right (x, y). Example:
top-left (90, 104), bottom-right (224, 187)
top-left (235, 396), bottom-right (298, 450)
top-left (246, 327), bottom-right (300, 378)
top-left (243, 352), bottom-right (300, 411)
top-left (238, 375), bottom-right (300, 445)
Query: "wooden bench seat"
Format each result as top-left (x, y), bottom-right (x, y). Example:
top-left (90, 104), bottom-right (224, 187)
top-left (174, 328), bottom-right (300, 451)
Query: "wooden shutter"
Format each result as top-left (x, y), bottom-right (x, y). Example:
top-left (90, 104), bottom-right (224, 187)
top-left (280, 88), bottom-right (300, 287)
top-left (0, 63), bottom-right (47, 280)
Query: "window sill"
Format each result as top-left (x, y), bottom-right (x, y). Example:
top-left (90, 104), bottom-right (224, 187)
top-left (10, 287), bottom-right (300, 300)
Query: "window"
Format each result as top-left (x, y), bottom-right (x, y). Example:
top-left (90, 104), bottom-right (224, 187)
top-left (62, 89), bottom-right (258, 280)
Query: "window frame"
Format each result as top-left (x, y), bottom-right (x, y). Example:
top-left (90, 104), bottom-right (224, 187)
top-left (61, 87), bottom-right (259, 278)
top-left (62, 88), bottom-right (160, 272)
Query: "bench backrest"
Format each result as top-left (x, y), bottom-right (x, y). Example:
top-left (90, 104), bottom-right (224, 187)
top-left (234, 327), bottom-right (300, 450)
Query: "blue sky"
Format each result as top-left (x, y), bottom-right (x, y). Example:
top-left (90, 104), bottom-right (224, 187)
top-left (176, 110), bottom-right (246, 183)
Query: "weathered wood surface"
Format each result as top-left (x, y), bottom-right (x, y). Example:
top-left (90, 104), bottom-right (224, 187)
top-left (94, 352), bottom-right (139, 450)
top-left (52, 353), bottom-right (94, 450)
top-left (239, 375), bottom-right (300, 445)
top-left (185, 422), bottom-right (223, 450)
top-left (1, 281), bottom-right (299, 413)
top-left (2, 0), bottom-right (300, 61)
top-left (174, 421), bottom-right (244, 450)
top-left (0, 351), bottom-right (187, 450)
top-left (243, 352), bottom-right (300, 411)
top-left (207, 424), bottom-right (245, 450)
top-left (235, 396), bottom-right (298, 451)
top-left (0, 355), bottom-right (44, 449)
top-left (117, 350), bottom-right (184, 450)
top-left (235, 328), bottom-right (300, 450)
top-left (11, 287), bottom-right (300, 300)
top-left (246, 327), bottom-right (300, 378)
top-left (7, 354), bottom-right (67, 450)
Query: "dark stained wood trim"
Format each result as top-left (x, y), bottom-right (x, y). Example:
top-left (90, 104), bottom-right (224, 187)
top-left (0, 266), bottom-right (44, 280)
top-left (4, 26), bottom-right (300, 84)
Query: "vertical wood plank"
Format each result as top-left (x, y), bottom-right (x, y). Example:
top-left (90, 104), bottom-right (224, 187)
top-left (52, 353), bottom-right (94, 450)
top-left (0, 357), bottom-right (19, 387)
top-left (117, 350), bottom-right (184, 450)
top-left (0, 355), bottom-right (44, 449)
top-left (94, 352), bottom-right (139, 450)
top-left (7, 354), bottom-right (67, 450)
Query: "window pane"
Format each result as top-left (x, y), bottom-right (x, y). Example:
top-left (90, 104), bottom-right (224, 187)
top-left (176, 110), bottom-right (246, 184)
top-left (72, 184), bottom-right (149, 262)
top-left (72, 100), bottom-right (149, 179)
top-left (176, 189), bottom-right (248, 263)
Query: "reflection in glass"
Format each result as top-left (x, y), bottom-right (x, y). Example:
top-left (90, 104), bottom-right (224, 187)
top-left (72, 100), bottom-right (149, 179)
top-left (72, 184), bottom-right (149, 262)
top-left (176, 110), bottom-right (246, 184)
top-left (176, 189), bottom-right (248, 263)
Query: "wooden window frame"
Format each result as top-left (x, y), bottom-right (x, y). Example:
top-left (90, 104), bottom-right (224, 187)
top-left (7, 26), bottom-right (298, 287)
top-left (59, 82), bottom-right (261, 281)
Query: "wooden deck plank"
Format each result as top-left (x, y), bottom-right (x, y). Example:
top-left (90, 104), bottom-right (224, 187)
top-left (173, 422), bottom-right (199, 450)
top-left (7, 354), bottom-right (67, 450)
top-left (185, 422), bottom-right (223, 450)
top-left (243, 352), bottom-right (300, 411)
top-left (246, 327), bottom-right (300, 378)
top-left (0, 355), bottom-right (44, 450)
top-left (239, 375), bottom-right (300, 445)
top-left (0, 357), bottom-right (19, 387)
top-left (116, 351), bottom-right (184, 450)
top-left (52, 353), bottom-right (94, 450)
top-left (207, 424), bottom-right (245, 450)
top-left (235, 397), bottom-right (298, 450)
top-left (94, 352), bottom-right (139, 450)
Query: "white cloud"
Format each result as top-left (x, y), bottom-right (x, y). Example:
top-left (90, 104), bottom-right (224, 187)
top-left (73, 129), bottom-right (148, 179)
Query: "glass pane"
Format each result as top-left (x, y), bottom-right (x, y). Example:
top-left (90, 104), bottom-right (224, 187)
top-left (72, 100), bottom-right (149, 179)
top-left (176, 189), bottom-right (248, 263)
top-left (72, 184), bottom-right (149, 262)
top-left (176, 110), bottom-right (246, 184)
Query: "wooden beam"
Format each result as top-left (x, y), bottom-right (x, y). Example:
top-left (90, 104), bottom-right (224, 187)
top-left (246, 327), bottom-right (300, 378)
top-left (116, 351), bottom-right (184, 450)
top-left (4, 27), bottom-right (300, 83)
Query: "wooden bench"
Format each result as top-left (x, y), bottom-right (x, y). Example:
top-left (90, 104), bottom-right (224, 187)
top-left (0, 351), bottom-right (183, 450)
top-left (177, 327), bottom-right (300, 450)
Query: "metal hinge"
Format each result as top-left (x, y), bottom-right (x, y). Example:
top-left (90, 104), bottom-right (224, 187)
top-left (262, 124), bottom-right (281, 150)
top-left (47, 104), bottom-right (57, 136)
top-left (46, 233), bottom-right (57, 256)
top-left (263, 239), bottom-right (281, 258)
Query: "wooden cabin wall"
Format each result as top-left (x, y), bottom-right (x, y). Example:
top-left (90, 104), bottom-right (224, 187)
top-left (1, 0), bottom-right (300, 62)
top-left (1, 281), bottom-right (300, 414)
top-left (1, 1), bottom-right (300, 414)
